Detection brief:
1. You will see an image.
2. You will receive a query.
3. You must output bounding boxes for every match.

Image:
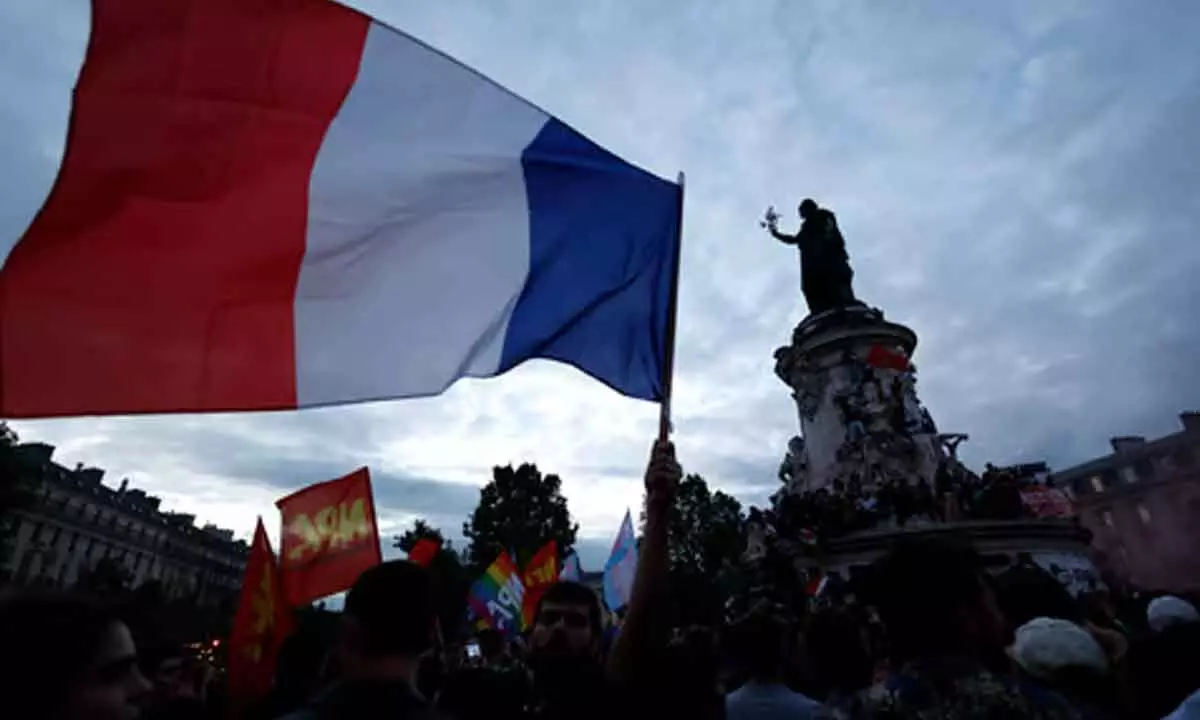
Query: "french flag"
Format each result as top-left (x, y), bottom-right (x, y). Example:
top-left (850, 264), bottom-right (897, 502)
top-left (0, 0), bottom-right (682, 418)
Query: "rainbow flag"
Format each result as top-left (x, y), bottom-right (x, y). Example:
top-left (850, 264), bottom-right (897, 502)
top-left (466, 551), bottom-right (526, 634)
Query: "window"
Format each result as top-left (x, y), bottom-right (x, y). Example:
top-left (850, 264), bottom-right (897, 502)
top-left (1120, 466), bottom-right (1138, 484)
top-left (1137, 504), bottom-right (1152, 524)
top-left (1090, 475), bottom-right (1106, 493)
top-left (1101, 510), bottom-right (1114, 528)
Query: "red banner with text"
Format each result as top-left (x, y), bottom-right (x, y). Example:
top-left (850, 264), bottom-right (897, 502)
top-left (1020, 487), bottom-right (1075, 518)
top-left (276, 467), bottom-right (382, 606)
top-left (522, 540), bottom-right (559, 628)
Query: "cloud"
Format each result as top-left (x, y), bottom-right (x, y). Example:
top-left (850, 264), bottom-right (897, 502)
top-left (4, 0), bottom-right (1200, 558)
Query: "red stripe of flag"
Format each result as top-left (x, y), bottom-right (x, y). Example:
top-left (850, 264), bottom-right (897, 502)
top-left (0, 0), bottom-right (369, 417)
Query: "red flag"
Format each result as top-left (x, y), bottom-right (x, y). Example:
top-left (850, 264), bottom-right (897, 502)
top-left (228, 518), bottom-right (294, 703)
top-left (521, 540), bottom-right (559, 628)
top-left (1020, 487), bottom-right (1075, 518)
top-left (408, 537), bottom-right (441, 567)
top-left (865, 344), bottom-right (910, 371)
top-left (276, 467), bottom-right (382, 606)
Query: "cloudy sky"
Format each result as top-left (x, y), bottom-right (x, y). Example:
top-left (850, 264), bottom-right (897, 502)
top-left (2, 0), bottom-right (1199, 570)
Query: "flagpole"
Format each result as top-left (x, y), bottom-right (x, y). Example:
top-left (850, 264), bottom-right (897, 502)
top-left (657, 171), bottom-right (685, 442)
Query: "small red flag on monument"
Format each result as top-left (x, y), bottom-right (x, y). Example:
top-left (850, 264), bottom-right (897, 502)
top-left (865, 344), bottom-right (910, 371)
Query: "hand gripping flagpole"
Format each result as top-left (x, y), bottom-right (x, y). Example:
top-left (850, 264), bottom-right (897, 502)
top-left (657, 172), bottom-right (685, 442)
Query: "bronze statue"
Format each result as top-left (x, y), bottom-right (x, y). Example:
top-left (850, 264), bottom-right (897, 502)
top-left (762, 198), bottom-right (857, 315)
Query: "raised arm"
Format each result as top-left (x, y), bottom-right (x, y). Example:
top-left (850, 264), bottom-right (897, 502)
top-left (769, 227), bottom-right (798, 245)
top-left (605, 439), bottom-right (679, 689)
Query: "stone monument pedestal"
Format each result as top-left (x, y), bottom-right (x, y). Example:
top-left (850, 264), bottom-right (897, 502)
top-left (798, 519), bottom-right (1097, 596)
top-left (773, 305), bottom-right (939, 495)
top-left (741, 305), bottom-right (1100, 610)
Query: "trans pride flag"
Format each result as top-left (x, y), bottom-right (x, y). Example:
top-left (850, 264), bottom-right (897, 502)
top-left (466, 551), bottom-right (526, 635)
top-left (560, 552), bottom-right (583, 581)
top-left (602, 510), bottom-right (638, 612)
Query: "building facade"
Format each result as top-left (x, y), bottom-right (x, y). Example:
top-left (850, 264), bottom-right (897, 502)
top-left (1, 442), bottom-right (248, 604)
top-left (1052, 412), bottom-right (1200, 592)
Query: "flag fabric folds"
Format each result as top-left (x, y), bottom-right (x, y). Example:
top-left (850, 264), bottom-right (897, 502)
top-left (228, 518), bottom-right (294, 704)
top-left (559, 551), bottom-right (583, 581)
top-left (466, 551), bottom-right (525, 635)
top-left (276, 467), bottom-right (382, 606)
top-left (521, 540), bottom-right (559, 628)
top-left (602, 510), bottom-right (638, 612)
top-left (407, 537), bottom-right (442, 567)
top-left (0, 0), bottom-right (683, 419)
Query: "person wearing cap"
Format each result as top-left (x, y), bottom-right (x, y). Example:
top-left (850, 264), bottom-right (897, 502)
top-left (1010, 617), bottom-right (1120, 719)
top-left (1147, 596), bottom-right (1200, 634)
top-left (1127, 596), bottom-right (1200, 719)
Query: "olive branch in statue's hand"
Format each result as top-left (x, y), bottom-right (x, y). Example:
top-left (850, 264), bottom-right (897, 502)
top-left (760, 205), bottom-right (781, 232)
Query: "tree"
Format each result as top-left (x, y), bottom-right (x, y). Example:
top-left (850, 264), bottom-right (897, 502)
top-left (661, 473), bottom-right (745, 625)
top-left (393, 518), bottom-right (474, 640)
top-left (394, 518), bottom-right (446, 553)
top-left (463, 463), bottom-right (577, 573)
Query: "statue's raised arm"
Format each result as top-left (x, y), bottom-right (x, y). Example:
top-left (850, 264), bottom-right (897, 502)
top-left (763, 198), bottom-right (860, 316)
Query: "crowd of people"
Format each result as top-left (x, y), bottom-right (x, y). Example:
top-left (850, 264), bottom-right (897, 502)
top-left (768, 458), bottom-right (1066, 547)
top-left (2, 441), bottom-right (1198, 720)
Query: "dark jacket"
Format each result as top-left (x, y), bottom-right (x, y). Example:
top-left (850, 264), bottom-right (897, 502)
top-left (277, 679), bottom-right (439, 720)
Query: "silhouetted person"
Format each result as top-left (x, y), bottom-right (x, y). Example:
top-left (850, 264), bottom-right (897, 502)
top-left (726, 612), bottom-right (825, 719)
top-left (852, 538), bottom-right (1075, 719)
top-left (279, 561), bottom-right (440, 719)
top-left (0, 590), bottom-right (151, 720)
top-left (525, 580), bottom-right (608, 719)
top-left (805, 608), bottom-right (874, 715)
